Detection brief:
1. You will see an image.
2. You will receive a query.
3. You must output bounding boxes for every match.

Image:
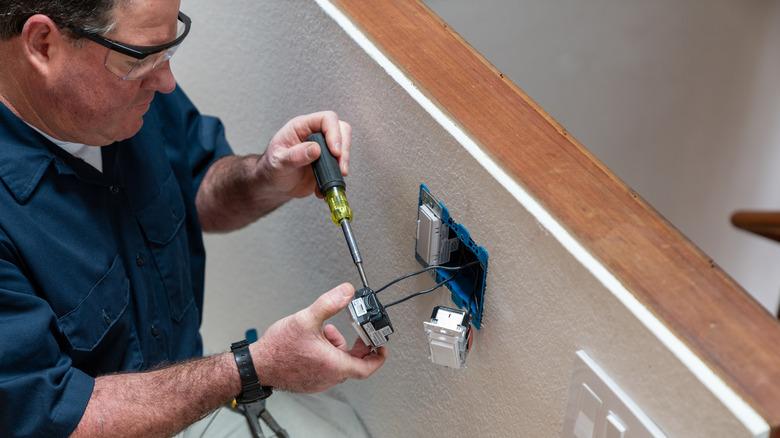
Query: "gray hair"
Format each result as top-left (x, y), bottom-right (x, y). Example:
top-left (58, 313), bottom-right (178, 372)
top-left (0, 0), bottom-right (124, 40)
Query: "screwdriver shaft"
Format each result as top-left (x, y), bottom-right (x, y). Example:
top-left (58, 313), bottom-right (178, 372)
top-left (340, 220), bottom-right (369, 289)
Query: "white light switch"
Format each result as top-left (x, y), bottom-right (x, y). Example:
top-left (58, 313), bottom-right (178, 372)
top-left (573, 411), bottom-right (595, 438)
top-left (573, 383), bottom-right (602, 438)
top-left (606, 412), bottom-right (627, 438)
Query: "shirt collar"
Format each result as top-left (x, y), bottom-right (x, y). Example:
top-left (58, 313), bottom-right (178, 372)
top-left (0, 101), bottom-right (62, 204)
top-left (23, 122), bottom-right (103, 173)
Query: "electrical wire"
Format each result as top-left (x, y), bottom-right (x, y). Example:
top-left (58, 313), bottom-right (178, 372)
top-left (471, 262), bottom-right (480, 315)
top-left (374, 261), bottom-right (479, 294)
top-left (383, 273), bottom-right (460, 309)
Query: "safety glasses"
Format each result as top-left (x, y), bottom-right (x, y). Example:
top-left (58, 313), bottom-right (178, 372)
top-left (70, 11), bottom-right (191, 81)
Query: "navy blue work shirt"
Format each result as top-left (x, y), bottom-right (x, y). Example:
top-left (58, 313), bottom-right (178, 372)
top-left (0, 86), bottom-right (233, 437)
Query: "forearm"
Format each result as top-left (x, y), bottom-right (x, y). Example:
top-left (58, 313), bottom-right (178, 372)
top-left (196, 155), bottom-right (293, 233)
top-left (72, 352), bottom-right (241, 438)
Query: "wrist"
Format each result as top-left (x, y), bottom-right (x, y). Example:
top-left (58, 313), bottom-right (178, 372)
top-left (253, 154), bottom-right (295, 202)
top-left (230, 339), bottom-right (273, 403)
top-left (248, 340), bottom-right (273, 387)
top-left (220, 351), bottom-right (243, 399)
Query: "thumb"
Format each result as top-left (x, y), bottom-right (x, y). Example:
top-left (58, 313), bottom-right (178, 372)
top-left (272, 141), bottom-right (321, 170)
top-left (306, 283), bottom-right (355, 325)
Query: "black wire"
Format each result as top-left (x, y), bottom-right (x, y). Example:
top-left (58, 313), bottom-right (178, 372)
top-left (383, 273), bottom-right (459, 309)
top-left (374, 261), bottom-right (479, 294)
top-left (472, 264), bottom-right (481, 318)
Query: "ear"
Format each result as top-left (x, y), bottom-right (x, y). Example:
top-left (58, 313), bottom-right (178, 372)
top-left (20, 14), bottom-right (68, 75)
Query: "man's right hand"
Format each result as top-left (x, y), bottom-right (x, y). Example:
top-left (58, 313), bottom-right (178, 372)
top-left (249, 283), bottom-right (387, 393)
top-left (72, 283), bottom-right (383, 437)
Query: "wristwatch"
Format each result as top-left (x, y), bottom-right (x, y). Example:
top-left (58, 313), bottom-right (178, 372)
top-left (230, 339), bottom-right (273, 403)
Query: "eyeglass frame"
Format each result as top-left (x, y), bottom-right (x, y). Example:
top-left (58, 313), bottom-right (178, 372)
top-left (68, 11), bottom-right (191, 61)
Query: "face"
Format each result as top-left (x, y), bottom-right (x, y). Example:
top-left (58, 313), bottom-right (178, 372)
top-left (43, 0), bottom-right (182, 145)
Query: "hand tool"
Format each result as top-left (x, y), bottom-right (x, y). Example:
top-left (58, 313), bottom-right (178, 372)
top-left (308, 132), bottom-right (370, 289)
top-left (232, 398), bottom-right (288, 438)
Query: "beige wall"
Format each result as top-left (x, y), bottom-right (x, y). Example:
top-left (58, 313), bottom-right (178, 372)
top-left (426, 0), bottom-right (780, 312)
top-left (174, 1), bottom-right (763, 436)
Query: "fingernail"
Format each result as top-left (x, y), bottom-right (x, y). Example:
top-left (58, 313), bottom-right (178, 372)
top-left (334, 142), bottom-right (342, 152)
top-left (306, 144), bottom-right (317, 159)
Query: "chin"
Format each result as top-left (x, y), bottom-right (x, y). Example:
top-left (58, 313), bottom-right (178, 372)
top-left (115, 118), bottom-right (146, 143)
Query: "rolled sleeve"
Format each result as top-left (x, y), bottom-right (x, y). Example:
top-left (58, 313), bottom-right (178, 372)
top-left (187, 107), bottom-right (233, 192)
top-left (0, 242), bottom-right (93, 437)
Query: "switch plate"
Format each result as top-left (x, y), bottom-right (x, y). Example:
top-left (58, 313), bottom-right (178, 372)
top-left (563, 350), bottom-right (666, 438)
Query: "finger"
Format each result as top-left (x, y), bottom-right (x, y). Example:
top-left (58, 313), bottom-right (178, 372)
top-left (290, 111), bottom-right (343, 158)
top-left (306, 283), bottom-right (355, 325)
top-left (338, 120), bottom-right (351, 176)
top-left (324, 324), bottom-right (348, 351)
top-left (321, 112), bottom-right (343, 159)
top-left (339, 347), bottom-right (387, 380)
top-left (350, 339), bottom-right (388, 360)
top-left (348, 337), bottom-right (373, 358)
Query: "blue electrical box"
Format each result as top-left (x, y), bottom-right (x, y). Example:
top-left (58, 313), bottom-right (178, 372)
top-left (414, 184), bottom-right (488, 328)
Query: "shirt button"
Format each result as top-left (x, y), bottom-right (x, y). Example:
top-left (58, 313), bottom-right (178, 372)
top-left (151, 325), bottom-right (161, 338)
top-left (136, 254), bottom-right (145, 267)
top-left (109, 185), bottom-right (120, 194)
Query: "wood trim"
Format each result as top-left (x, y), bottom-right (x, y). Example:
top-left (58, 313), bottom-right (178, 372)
top-left (332, 0), bottom-right (780, 433)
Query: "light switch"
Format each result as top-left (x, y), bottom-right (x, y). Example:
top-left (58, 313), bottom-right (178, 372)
top-left (606, 412), bottom-right (627, 438)
top-left (573, 411), bottom-right (595, 438)
top-left (562, 350), bottom-right (666, 438)
top-left (573, 383), bottom-right (602, 438)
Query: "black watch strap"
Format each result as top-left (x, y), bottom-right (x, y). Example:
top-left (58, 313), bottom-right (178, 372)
top-left (231, 340), bottom-right (273, 404)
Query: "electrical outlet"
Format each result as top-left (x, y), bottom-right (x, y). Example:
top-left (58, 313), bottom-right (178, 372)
top-left (414, 184), bottom-right (488, 328)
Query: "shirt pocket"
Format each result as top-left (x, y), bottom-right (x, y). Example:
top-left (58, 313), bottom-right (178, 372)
top-left (57, 255), bottom-right (130, 352)
top-left (136, 171), bottom-right (194, 322)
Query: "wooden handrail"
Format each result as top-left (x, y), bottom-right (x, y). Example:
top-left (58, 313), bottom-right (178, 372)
top-left (333, 0), bottom-right (780, 434)
top-left (732, 211), bottom-right (780, 243)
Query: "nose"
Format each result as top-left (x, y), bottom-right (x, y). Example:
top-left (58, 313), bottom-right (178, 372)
top-left (141, 61), bottom-right (177, 94)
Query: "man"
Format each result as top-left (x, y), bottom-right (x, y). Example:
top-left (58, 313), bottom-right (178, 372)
top-left (0, 0), bottom-right (386, 436)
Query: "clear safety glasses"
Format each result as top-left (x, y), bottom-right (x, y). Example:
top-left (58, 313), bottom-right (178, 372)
top-left (70, 11), bottom-right (191, 81)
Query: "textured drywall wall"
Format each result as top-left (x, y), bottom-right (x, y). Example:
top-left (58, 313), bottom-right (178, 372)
top-left (425, 0), bottom-right (780, 313)
top-left (174, 1), bottom-right (756, 436)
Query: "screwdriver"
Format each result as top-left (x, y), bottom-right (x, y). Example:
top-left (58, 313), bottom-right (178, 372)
top-left (308, 133), bottom-right (370, 289)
